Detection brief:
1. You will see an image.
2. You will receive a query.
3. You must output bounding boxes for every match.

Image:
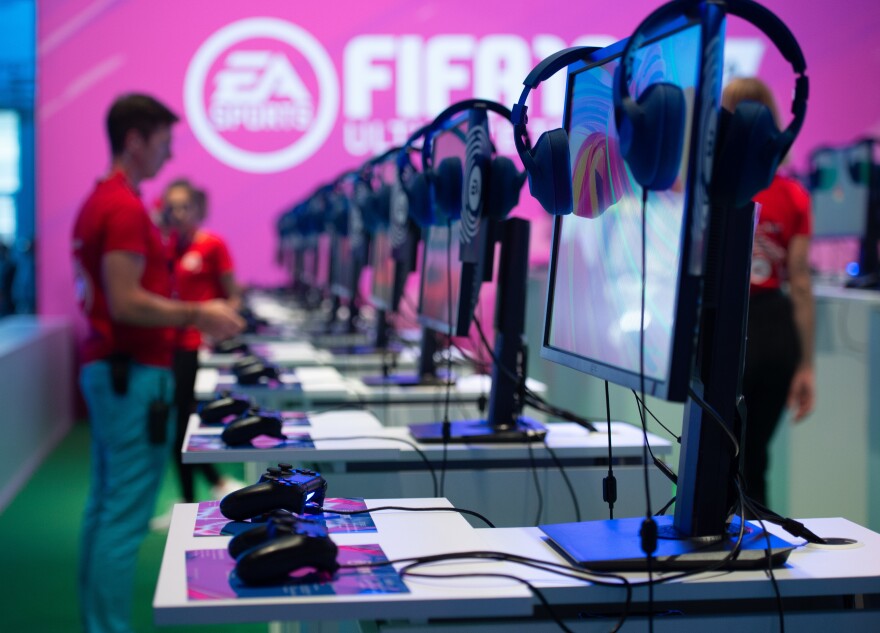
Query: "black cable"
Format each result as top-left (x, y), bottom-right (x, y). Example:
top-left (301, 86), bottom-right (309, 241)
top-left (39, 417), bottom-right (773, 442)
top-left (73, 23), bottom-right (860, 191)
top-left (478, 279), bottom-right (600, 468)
top-left (439, 220), bottom-right (454, 495)
top-left (631, 391), bottom-right (682, 442)
top-left (632, 392), bottom-right (679, 489)
top-left (604, 380), bottom-right (617, 520)
top-left (739, 477), bottom-right (785, 633)
top-left (639, 186), bottom-right (656, 633)
top-left (686, 386), bottom-right (741, 457)
top-left (525, 438), bottom-right (543, 526)
top-left (473, 314), bottom-right (597, 432)
top-left (338, 550), bottom-right (633, 633)
top-left (309, 435), bottom-right (437, 497)
top-left (543, 439), bottom-right (581, 522)
top-left (654, 495), bottom-right (676, 516)
top-left (328, 505), bottom-right (496, 528)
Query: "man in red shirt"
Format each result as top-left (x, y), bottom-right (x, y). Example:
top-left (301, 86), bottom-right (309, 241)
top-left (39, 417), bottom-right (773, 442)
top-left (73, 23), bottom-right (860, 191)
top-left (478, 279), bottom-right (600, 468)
top-left (72, 93), bottom-right (244, 633)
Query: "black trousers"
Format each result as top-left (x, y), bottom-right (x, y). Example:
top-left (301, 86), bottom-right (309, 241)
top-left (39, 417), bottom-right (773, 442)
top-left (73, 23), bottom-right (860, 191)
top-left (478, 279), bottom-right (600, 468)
top-left (173, 348), bottom-right (221, 502)
top-left (741, 290), bottom-right (801, 507)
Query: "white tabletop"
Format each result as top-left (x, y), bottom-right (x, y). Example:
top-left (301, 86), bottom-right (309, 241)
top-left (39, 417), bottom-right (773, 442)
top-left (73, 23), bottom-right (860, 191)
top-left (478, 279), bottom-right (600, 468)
top-left (153, 498), bottom-right (533, 626)
top-left (154, 497), bottom-right (880, 627)
top-left (183, 405), bottom-right (670, 464)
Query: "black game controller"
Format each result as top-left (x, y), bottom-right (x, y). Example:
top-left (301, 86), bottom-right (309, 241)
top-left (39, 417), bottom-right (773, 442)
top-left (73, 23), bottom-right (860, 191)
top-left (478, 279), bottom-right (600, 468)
top-left (221, 410), bottom-right (287, 446)
top-left (198, 391), bottom-right (253, 425)
top-left (213, 338), bottom-right (250, 355)
top-left (234, 531), bottom-right (339, 586)
top-left (228, 510), bottom-right (328, 559)
top-left (233, 357), bottom-right (280, 385)
top-left (220, 464), bottom-right (327, 521)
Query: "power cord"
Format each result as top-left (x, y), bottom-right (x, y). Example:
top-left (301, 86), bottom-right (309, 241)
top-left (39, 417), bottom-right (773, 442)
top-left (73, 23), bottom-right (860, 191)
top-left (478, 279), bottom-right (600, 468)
top-left (603, 380), bottom-right (617, 519)
top-left (328, 505), bottom-right (495, 528)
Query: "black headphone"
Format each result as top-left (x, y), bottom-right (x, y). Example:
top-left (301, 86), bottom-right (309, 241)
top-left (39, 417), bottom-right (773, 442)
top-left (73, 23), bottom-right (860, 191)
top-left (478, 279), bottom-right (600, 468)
top-left (421, 98), bottom-right (530, 231)
top-left (512, 46), bottom-right (601, 215)
top-left (396, 123), bottom-right (434, 227)
top-left (614, 0), bottom-right (808, 206)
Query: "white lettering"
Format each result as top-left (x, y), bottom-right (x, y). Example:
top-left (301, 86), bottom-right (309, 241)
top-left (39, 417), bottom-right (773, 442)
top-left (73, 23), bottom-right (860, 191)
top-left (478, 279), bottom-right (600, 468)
top-left (344, 35), bottom-right (395, 118)
top-left (425, 35), bottom-right (475, 112)
top-left (396, 36), bottom-right (422, 118)
top-left (474, 35), bottom-right (530, 108)
top-left (532, 35), bottom-right (567, 120)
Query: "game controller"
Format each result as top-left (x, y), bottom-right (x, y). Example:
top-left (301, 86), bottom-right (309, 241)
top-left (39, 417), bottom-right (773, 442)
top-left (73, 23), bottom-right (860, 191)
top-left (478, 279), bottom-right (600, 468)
top-left (220, 410), bottom-right (287, 446)
top-left (213, 338), bottom-right (250, 355)
top-left (233, 357), bottom-right (280, 385)
top-left (227, 510), bottom-right (329, 559)
top-left (234, 531), bottom-right (339, 586)
top-left (197, 391), bottom-right (253, 424)
top-left (220, 464), bottom-right (327, 521)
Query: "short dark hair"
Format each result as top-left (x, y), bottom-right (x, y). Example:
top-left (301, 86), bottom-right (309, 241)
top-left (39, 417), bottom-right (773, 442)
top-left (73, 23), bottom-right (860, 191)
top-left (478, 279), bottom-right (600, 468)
top-left (106, 93), bottom-right (179, 157)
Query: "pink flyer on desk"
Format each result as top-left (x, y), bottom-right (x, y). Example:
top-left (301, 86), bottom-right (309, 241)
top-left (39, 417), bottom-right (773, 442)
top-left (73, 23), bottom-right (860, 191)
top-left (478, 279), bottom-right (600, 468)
top-left (194, 498), bottom-right (376, 536)
top-left (186, 544), bottom-right (408, 599)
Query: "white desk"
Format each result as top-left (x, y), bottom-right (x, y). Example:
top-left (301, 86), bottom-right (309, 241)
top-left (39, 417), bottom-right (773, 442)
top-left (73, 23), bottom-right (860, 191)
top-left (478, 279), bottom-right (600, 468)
top-left (182, 410), bottom-right (672, 527)
top-left (199, 341), bottom-right (335, 369)
top-left (195, 368), bottom-right (536, 428)
top-left (154, 500), bottom-right (880, 632)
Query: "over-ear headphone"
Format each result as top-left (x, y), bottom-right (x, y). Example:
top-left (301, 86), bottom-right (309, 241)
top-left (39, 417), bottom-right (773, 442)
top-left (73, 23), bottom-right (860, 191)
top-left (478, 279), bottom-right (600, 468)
top-left (512, 47), bottom-right (601, 215)
top-left (614, 0), bottom-right (808, 206)
top-left (396, 123), bottom-right (433, 227)
top-left (423, 98), bottom-right (529, 228)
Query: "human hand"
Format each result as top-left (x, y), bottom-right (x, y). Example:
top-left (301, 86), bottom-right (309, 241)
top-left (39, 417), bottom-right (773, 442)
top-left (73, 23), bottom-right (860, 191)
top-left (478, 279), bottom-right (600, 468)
top-left (787, 365), bottom-right (815, 422)
top-left (194, 299), bottom-right (246, 341)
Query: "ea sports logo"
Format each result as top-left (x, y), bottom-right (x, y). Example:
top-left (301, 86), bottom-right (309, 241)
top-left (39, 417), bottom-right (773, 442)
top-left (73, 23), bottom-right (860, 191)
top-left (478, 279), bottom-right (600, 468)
top-left (184, 18), bottom-right (339, 173)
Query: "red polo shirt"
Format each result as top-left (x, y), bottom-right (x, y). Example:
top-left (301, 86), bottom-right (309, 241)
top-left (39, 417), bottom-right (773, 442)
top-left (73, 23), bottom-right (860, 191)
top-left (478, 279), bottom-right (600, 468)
top-left (73, 171), bottom-right (176, 366)
top-left (174, 230), bottom-right (234, 351)
top-left (751, 174), bottom-right (812, 293)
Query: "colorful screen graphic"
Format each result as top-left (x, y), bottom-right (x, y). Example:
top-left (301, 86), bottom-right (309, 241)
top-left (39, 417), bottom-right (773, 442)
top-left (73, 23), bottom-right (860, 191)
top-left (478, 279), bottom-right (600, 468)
top-left (418, 222), bottom-right (463, 334)
top-left (546, 24), bottom-right (701, 384)
top-left (370, 230), bottom-right (395, 310)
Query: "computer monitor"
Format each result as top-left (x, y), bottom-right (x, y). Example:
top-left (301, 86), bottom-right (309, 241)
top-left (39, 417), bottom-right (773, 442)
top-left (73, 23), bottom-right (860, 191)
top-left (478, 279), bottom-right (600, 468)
top-left (538, 9), bottom-right (794, 569)
top-left (808, 138), bottom-right (880, 281)
top-left (409, 104), bottom-right (545, 443)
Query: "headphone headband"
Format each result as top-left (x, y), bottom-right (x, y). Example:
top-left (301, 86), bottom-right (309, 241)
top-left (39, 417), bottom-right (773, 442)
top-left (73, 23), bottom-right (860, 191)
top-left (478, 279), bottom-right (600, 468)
top-left (615, 0), bottom-right (808, 158)
top-left (512, 47), bottom-right (601, 173)
top-left (421, 99), bottom-right (515, 170)
top-left (396, 123), bottom-right (432, 181)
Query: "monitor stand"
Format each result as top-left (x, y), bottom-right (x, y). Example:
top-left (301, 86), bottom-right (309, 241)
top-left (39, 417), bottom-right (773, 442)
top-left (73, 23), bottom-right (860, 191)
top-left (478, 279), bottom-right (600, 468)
top-left (540, 515), bottom-right (794, 571)
top-left (407, 218), bottom-right (546, 444)
top-left (409, 416), bottom-right (546, 444)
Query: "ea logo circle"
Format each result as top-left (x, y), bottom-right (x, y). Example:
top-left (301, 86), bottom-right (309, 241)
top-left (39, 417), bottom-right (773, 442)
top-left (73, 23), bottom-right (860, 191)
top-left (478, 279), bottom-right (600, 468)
top-left (184, 18), bottom-right (339, 173)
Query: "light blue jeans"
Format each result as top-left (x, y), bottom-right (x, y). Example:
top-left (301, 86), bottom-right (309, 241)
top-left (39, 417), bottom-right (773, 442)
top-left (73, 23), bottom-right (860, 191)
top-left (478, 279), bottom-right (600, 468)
top-left (79, 360), bottom-right (174, 633)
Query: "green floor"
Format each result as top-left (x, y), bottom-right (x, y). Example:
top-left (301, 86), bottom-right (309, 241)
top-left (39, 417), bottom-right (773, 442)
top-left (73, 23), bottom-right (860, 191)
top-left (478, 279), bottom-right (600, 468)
top-left (0, 421), bottom-right (264, 632)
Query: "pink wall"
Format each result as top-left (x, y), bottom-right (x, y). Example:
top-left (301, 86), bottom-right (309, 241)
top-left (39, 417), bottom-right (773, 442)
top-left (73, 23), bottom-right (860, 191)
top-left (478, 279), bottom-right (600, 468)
top-left (38, 0), bottom-right (880, 332)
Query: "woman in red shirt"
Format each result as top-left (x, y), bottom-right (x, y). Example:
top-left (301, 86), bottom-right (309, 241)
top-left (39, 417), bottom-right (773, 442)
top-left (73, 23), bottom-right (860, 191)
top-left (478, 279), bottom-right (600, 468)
top-left (723, 78), bottom-right (816, 507)
top-left (165, 179), bottom-right (243, 506)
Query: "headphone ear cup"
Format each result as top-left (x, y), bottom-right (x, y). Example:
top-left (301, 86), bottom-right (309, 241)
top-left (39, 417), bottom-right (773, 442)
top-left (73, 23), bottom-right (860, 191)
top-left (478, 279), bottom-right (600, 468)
top-left (433, 156), bottom-right (463, 221)
top-left (712, 101), bottom-right (782, 208)
top-left (405, 173), bottom-right (433, 227)
top-left (617, 82), bottom-right (685, 191)
top-left (487, 156), bottom-right (524, 220)
top-left (528, 128), bottom-right (572, 215)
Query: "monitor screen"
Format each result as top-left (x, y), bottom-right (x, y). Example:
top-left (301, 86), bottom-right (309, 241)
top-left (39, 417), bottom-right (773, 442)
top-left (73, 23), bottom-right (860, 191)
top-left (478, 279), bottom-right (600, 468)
top-left (330, 234), bottom-right (355, 300)
top-left (543, 22), bottom-right (702, 402)
top-left (315, 233), bottom-right (331, 290)
top-left (810, 140), bottom-right (874, 238)
top-left (370, 230), bottom-right (396, 310)
top-left (418, 222), bottom-right (464, 334)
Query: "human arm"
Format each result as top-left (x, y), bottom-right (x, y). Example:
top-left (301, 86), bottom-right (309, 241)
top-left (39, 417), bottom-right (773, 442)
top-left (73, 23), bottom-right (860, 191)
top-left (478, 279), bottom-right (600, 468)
top-left (786, 234), bottom-right (815, 421)
top-left (219, 271), bottom-right (243, 312)
top-left (103, 250), bottom-right (244, 339)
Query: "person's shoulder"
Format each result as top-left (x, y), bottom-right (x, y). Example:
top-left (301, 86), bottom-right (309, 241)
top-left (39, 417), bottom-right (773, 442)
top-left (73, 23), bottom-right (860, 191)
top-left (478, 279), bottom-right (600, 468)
top-left (196, 230), bottom-right (229, 249)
